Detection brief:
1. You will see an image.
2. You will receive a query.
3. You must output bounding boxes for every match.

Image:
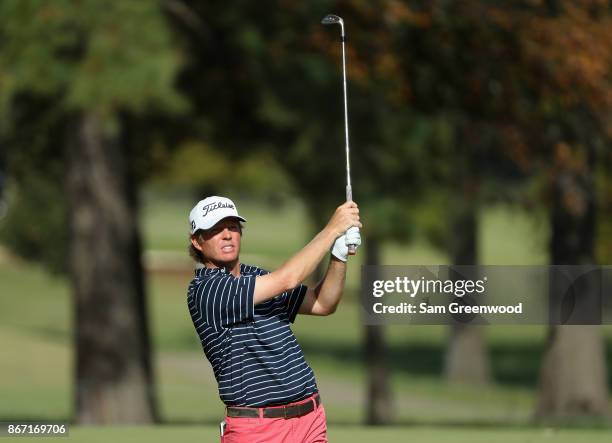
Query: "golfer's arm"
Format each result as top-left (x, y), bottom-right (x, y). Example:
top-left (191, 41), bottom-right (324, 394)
top-left (253, 227), bottom-right (337, 305)
top-left (298, 256), bottom-right (346, 316)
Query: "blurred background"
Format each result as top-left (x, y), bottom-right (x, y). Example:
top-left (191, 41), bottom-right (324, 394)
top-left (1, 0), bottom-right (611, 441)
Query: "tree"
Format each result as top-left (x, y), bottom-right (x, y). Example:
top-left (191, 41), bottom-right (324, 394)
top-left (382, 0), bottom-right (504, 385)
top-left (482, 0), bottom-right (612, 419)
top-left (536, 136), bottom-right (609, 419)
top-left (388, 1), bottom-right (612, 399)
top-left (0, 0), bottom-right (184, 423)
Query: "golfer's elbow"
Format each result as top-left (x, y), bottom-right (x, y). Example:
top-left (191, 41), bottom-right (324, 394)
top-left (322, 304), bottom-right (338, 316)
top-left (317, 296), bottom-right (340, 316)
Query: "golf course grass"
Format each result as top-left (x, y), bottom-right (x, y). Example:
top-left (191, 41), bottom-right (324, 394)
top-left (1, 192), bottom-right (611, 441)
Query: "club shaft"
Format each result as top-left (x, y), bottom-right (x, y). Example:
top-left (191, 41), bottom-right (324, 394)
top-left (340, 25), bottom-right (352, 198)
top-left (323, 15), bottom-right (358, 255)
top-left (339, 23), bottom-right (357, 255)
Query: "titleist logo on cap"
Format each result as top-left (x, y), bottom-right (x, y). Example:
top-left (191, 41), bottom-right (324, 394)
top-left (202, 201), bottom-right (235, 217)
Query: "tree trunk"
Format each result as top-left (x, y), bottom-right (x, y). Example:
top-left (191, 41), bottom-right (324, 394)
top-left (535, 141), bottom-right (609, 420)
top-left (536, 326), bottom-right (608, 419)
top-left (444, 144), bottom-right (491, 385)
top-left (364, 236), bottom-right (393, 425)
top-left (0, 145), bottom-right (5, 198)
top-left (445, 323), bottom-right (490, 385)
top-left (67, 111), bottom-right (158, 424)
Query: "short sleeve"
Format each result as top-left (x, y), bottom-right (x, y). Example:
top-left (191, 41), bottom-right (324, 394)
top-left (194, 275), bottom-right (255, 330)
top-left (282, 284), bottom-right (308, 323)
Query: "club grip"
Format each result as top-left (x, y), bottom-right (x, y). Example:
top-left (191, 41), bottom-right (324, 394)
top-left (346, 186), bottom-right (357, 255)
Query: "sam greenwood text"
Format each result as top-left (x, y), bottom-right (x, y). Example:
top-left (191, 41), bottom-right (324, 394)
top-left (372, 302), bottom-right (523, 315)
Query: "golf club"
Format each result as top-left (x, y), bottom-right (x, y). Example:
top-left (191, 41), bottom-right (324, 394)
top-left (321, 14), bottom-right (359, 255)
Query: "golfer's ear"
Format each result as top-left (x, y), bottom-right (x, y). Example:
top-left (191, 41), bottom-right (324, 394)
top-left (191, 235), bottom-right (203, 251)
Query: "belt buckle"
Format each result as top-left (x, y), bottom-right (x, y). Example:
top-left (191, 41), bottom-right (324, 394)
top-left (283, 405), bottom-right (288, 419)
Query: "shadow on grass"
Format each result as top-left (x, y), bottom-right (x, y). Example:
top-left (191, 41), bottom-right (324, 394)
top-left (152, 418), bottom-right (612, 430)
top-left (133, 418), bottom-right (612, 430)
top-left (299, 340), bottom-right (612, 389)
top-left (325, 418), bottom-right (612, 430)
top-left (0, 415), bottom-right (223, 427)
top-left (27, 325), bottom-right (204, 355)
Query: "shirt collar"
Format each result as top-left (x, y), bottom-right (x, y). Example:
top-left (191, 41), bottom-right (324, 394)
top-left (194, 263), bottom-right (259, 278)
top-left (195, 267), bottom-right (223, 278)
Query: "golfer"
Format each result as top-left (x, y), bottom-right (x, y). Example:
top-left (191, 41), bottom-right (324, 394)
top-left (187, 196), bottom-right (361, 443)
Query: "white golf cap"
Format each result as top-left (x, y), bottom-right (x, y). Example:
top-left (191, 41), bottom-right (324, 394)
top-left (189, 196), bottom-right (247, 234)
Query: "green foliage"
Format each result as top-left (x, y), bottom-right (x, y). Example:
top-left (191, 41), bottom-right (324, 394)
top-left (161, 142), bottom-right (232, 189)
top-left (0, 178), bottom-right (68, 274)
top-left (0, 0), bottom-right (187, 273)
top-left (363, 196), bottom-right (415, 242)
top-left (0, 93), bottom-right (69, 273)
top-left (596, 149), bottom-right (612, 264)
top-left (1, 0), bottom-right (609, 271)
top-left (233, 153), bottom-right (296, 199)
top-left (155, 141), bottom-right (295, 201)
top-left (0, 0), bottom-right (186, 116)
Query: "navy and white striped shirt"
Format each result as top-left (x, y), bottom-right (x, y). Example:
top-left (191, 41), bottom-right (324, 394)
top-left (187, 263), bottom-right (318, 407)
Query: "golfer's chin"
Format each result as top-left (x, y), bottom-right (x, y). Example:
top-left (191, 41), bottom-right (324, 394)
top-left (214, 249), bottom-right (239, 265)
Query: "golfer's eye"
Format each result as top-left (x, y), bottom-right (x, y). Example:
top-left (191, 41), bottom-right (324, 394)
top-left (210, 225), bottom-right (239, 235)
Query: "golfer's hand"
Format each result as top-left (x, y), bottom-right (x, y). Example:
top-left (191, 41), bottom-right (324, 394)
top-left (326, 201), bottom-right (362, 238)
top-left (331, 227), bottom-right (362, 262)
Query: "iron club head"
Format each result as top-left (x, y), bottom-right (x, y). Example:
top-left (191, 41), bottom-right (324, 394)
top-left (321, 14), bottom-right (343, 26)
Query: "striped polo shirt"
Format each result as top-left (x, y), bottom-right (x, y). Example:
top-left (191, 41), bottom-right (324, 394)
top-left (187, 263), bottom-right (318, 407)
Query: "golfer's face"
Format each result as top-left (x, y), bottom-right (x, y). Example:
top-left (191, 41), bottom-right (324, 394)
top-left (199, 218), bottom-right (242, 264)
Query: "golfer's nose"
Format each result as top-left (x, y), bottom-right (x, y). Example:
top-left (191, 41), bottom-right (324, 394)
top-left (221, 228), bottom-right (232, 238)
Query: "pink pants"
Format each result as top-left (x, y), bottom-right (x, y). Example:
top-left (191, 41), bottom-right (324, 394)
top-left (220, 394), bottom-right (328, 443)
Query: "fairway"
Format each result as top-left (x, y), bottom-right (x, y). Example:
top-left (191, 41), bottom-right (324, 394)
top-left (2, 194), bottom-right (612, 441)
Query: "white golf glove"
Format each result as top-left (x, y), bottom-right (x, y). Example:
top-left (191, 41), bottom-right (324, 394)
top-left (331, 227), bottom-right (362, 262)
